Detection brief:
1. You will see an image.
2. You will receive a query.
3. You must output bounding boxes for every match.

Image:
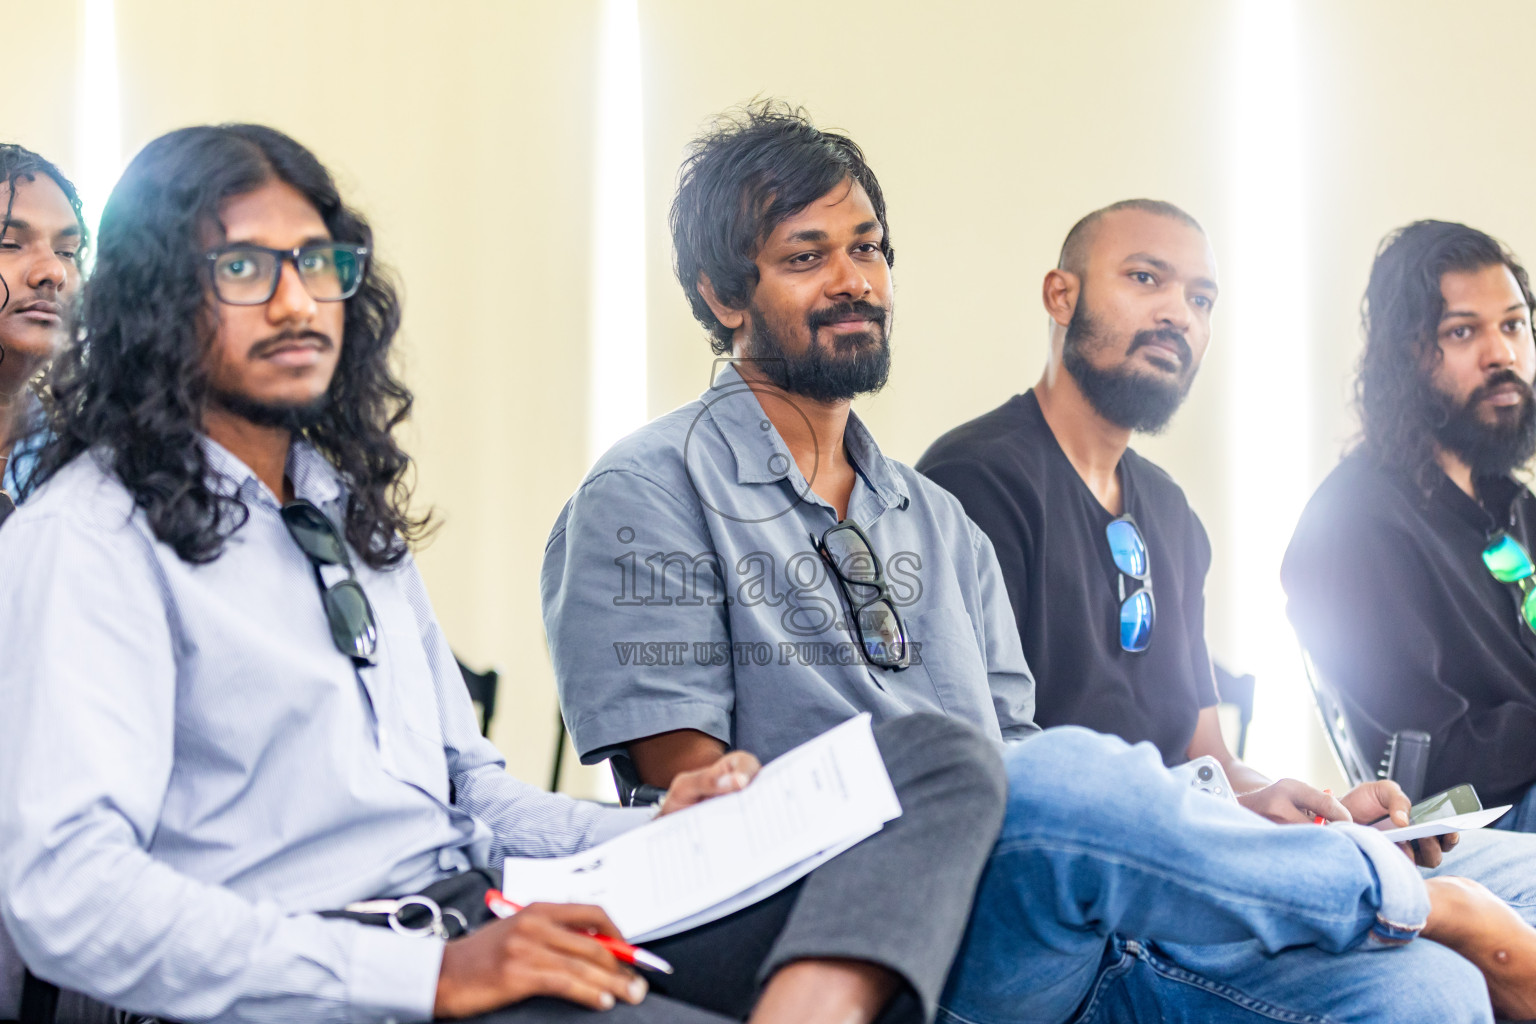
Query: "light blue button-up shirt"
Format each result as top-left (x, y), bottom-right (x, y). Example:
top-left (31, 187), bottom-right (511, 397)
top-left (0, 440), bottom-right (645, 1023)
top-left (1, 394), bottom-right (44, 499)
top-left (542, 364), bottom-right (1039, 767)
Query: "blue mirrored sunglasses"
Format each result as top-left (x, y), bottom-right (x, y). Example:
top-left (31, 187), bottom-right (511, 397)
top-left (1106, 516), bottom-right (1155, 653)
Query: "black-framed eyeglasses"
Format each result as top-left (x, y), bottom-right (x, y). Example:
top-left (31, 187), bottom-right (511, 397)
top-left (1106, 515), bottom-right (1155, 653)
top-left (812, 520), bottom-right (911, 670)
top-left (205, 243), bottom-right (369, 306)
top-left (281, 499), bottom-right (378, 665)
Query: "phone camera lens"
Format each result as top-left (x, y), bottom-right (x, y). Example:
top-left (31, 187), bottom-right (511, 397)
top-left (1198, 766), bottom-right (1214, 782)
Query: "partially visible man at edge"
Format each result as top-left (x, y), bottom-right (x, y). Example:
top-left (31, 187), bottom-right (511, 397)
top-left (0, 142), bottom-right (83, 1017)
top-left (542, 102), bottom-right (1536, 1022)
top-left (0, 144), bottom-right (84, 522)
top-left (1285, 220), bottom-right (1536, 833)
top-left (0, 123), bottom-right (1009, 1024)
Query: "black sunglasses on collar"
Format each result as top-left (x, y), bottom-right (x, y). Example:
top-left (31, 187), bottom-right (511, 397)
top-left (812, 520), bottom-right (911, 671)
top-left (281, 499), bottom-right (378, 666)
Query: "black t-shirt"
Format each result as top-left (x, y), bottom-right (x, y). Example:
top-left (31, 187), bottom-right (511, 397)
top-left (917, 390), bottom-right (1218, 764)
top-left (1282, 451), bottom-right (1536, 807)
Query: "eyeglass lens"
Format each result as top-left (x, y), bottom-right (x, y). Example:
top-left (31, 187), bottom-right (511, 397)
top-left (325, 579), bottom-right (378, 662)
top-left (212, 245), bottom-right (365, 305)
top-left (282, 502), bottom-right (352, 566)
top-left (1120, 590), bottom-right (1154, 653)
top-left (1105, 518), bottom-right (1149, 578)
top-left (821, 526), bottom-right (881, 584)
top-left (856, 598), bottom-right (907, 665)
top-left (281, 501), bottom-right (378, 663)
top-left (1483, 532), bottom-right (1535, 583)
top-left (1483, 533), bottom-right (1536, 634)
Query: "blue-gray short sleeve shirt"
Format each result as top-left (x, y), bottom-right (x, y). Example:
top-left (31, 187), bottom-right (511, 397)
top-left (542, 365), bottom-right (1039, 764)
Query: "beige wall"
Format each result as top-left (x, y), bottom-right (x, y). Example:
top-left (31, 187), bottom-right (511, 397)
top-left (6, 5), bottom-right (83, 208)
top-left (13, 0), bottom-right (1536, 790)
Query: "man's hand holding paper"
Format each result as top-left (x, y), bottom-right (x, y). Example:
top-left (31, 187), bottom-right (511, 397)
top-left (501, 715), bottom-right (902, 943)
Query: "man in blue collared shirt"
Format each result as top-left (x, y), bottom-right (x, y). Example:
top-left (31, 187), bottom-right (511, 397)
top-left (542, 100), bottom-right (1536, 1021)
top-left (0, 124), bottom-right (1011, 1024)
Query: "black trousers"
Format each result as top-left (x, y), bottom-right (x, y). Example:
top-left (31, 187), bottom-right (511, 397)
top-left (41, 714), bottom-right (1005, 1024)
top-left (472, 714), bottom-right (1006, 1024)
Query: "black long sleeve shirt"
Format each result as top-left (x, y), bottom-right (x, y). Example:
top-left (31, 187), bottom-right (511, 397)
top-left (1282, 452), bottom-right (1536, 807)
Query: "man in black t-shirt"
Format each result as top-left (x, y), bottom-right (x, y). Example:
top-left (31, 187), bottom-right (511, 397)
top-left (919, 199), bottom-right (1415, 831)
top-left (1284, 220), bottom-right (1536, 832)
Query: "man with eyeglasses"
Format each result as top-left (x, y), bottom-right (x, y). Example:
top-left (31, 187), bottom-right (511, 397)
top-left (1285, 220), bottom-right (1536, 835)
top-left (0, 124), bottom-right (1012, 1024)
top-left (543, 102), bottom-right (1536, 1022)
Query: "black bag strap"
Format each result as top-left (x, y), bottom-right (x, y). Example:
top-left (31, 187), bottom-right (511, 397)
top-left (18, 970), bottom-right (58, 1024)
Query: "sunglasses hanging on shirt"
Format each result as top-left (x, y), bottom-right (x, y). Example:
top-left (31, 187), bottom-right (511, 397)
top-left (1481, 530), bottom-right (1536, 635)
top-left (812, 519), bottom-right (912, 671)
top-left (1106, 515), bottom-right (1155, 653)
top-left (282, 499), bottom-right (379, 665)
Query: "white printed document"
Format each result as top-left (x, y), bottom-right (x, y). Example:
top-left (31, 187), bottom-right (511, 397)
top-left (1373, 804), bottom-right (1512, 842)
top-left (502, 714), bottom-right (902, 942)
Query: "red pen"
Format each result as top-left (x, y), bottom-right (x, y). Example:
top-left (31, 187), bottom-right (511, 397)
top-left (485, 888), bottom-right (674, 974)
top-left (1313, 788), bottom-right (1334, 826)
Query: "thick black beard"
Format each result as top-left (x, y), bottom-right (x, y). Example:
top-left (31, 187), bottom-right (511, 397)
top-left (1061, 303), bottom-right (1193, 434)
top-left (208, 386), bottom-right (330, 433)
top-left (1434, 371), bottom-right (1536, 478)
top-left (743, 301), bottom-right (891, 404)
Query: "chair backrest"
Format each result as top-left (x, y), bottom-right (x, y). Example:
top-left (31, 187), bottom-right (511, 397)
top-left (609, 751), bottom-right (667, 808)
top-left (1212, 663), bottom-right (1255, 760)
top-left (1299, 646), bottom-right (1375, 787)
top-left (454, 658), bottom-right (499, 738)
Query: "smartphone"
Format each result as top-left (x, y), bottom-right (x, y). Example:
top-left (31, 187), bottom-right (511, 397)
top-left (1170, 755), bottom-right (1239, 804)
top-left (1409, 784), bottom-right (1481, 825)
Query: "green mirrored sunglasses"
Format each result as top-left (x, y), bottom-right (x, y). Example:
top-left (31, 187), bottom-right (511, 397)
top-left (1482, 531), bottom-right (1536, 634)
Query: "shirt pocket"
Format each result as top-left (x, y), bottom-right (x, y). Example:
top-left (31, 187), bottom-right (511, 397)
top-left (891, 605), bottom-right (996, 731)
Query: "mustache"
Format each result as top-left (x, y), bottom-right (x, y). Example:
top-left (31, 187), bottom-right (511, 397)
top-left (1128, 327), bottom-right (1192, 367)
top-left (806, 300), bottom-right (888, 333)
top-left (249, 329), bottom-right (334, 359)
top-left (1468, 368), bottom-right (1534, 407)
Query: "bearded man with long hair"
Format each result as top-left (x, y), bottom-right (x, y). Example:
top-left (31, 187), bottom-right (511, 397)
top-left (1286, 220), bottom-right (1536, 832)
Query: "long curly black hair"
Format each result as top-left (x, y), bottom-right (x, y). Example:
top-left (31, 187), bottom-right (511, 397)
top-left (26, 124), bottom-right (430, 569)
top-left (1356, 219), bottom-right (1535, 492)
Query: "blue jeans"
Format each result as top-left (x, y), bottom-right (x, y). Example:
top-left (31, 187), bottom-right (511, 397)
top-left (1426, 824), bottom-right (1536, 926)
top-left (940, 728), bottom-right (1489, 1024)
top-left (1489, 780), bottom-right (1536, 834)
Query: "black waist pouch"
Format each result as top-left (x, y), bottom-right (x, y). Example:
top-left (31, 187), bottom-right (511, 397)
top-left (20, 868), bottom-right (504, 1024)
top-left (318, 866), bottom-right (503, 940)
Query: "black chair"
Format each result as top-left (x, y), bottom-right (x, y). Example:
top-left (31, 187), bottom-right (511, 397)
top-left (1300, 646), bottom-right (1431, 801)
top-left (546, 712), bottom-right (665, 805)
top-left (454, 657), bottom-right (499, 739)
top-left (1213, 663), bottom-right (1255, 760)
top-left (609, 750), bottom-right (668, 808)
